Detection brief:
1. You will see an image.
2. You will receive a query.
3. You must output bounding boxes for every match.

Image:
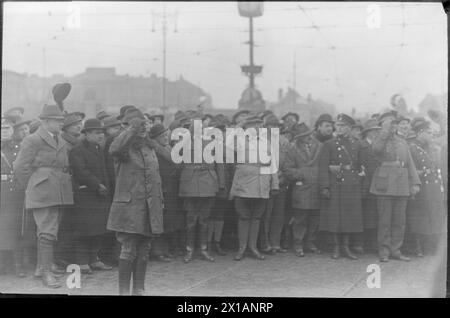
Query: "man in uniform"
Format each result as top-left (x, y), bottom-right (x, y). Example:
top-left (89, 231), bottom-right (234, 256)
top-left (107, 108), bottom-right (164, 295)
top-left (318, 114), bottom-right (364, 260)
top-left (284, 123), bottom-right (323, 257)
top-left (407, 118), bottom-right (446, 256)
top-left (13, 105), bottom-right (74, 288)
top-left (370, 111), bottom-right (421, 262)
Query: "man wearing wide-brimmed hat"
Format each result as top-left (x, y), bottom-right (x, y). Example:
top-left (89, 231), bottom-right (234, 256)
top-left (12, 118), bottom-right (31, 144)
top-left (353, 118), bottom-right (382, 254)
top-left (406, 117), bottom-right (446, 257)
top-left (107, 108), bottom-right (164, 295)
top-left (370, 111), bottom-right (420, 262)
top-left (228, 115), bottom-right (279, 261)
top-left (13, 104), bottom-right (74, 288)
top-left (3, 107), bottom-right (25, 124)
top-left (318, 113), bottom-right (364, 260)
top-left (69, 119), bottom-right (113, 274)
top-left (284, 123), bottom-right (323, 257)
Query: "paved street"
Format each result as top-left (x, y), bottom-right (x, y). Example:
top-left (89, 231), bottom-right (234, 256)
top-left (0, 245), bottom-right (446, 297)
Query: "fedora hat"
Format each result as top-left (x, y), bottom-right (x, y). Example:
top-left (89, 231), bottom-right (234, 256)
top-left (314, 113), bottom-right (334, 128)
top-left (361, 119), bottom-right (381, 137)
top-left (12, 118), bottom-right (32, 130)
top-left (38, 104), bottom-right (65, 120)
top-left (281, 112), bottom-right (299, 122)
top-left (149, 124), bottom-right (168, 138)
top-left (117, 105), bottom-right (137, 120)
top-left (232, 109), bottom-right (250, 125)
top-left (63, 113), bottom-right (83, 129)
top-left (81, 118), bottom-right (106, 133)
top-left (292, 122), bottom-right (314, 139)
top-left (336, 113), bottom-right (356, 126)
top-left (122, 109), bottom-right (146, 124)
top-left (103, 116), bottom-right (122, 128)
top-left (378, 110), bottom-right (398, 124)
top-left (174, 110), bottom-right (186, 121)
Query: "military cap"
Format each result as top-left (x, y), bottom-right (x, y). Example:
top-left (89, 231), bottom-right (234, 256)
top-left (231, 109), bottom-right (250, 125)
top-left (292, 122), bottom-right (314, 139)
top-left (12, 118), bottom-right (32, 130)
top-left (336, 113), bottom-right (356, 126)
top-left (281, 112), bottom-right (299, 123)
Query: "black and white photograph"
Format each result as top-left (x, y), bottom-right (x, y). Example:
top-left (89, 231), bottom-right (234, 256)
top-left (0, 1), bottom-right (447, 299)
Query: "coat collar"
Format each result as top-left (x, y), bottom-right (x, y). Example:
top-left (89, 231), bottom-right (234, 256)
top-left (82, 139), bottom-right (102, 157)
top-left (37, 126), bottom-right (60, 150)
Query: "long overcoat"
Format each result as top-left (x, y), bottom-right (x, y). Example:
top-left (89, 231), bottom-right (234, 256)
top-left (69, 139), bottom-right (112, 237)
top-left (359, 139), bottom-right (380, 229)
top-left (318, 134), bottom-right (363, 233)
top-left (284, 136), bottom-right (322, 210)
top-left (107, 129), bottom-right (164, 236)
top-left (13, 126), bottom-right (74, 209)
top-left (407, 139), bottom-right (446, 235)
top-left (0, 140), bottom-right (26, 250)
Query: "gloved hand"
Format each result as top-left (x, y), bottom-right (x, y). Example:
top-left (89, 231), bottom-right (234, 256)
top-left (321, 188), bottom-right (331, 199)
top-left (270, 189), bottom-right (280, 197)
top-left (216, 187), bottom-right (228, 199)
top-left (410, 185), bottom-right (420, 196)
top-left (98, 184), bottom-right (108, 196)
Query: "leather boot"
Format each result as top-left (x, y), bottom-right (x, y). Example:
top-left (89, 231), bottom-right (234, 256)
top-left (200, 245), bottom-right (215, 262)
top-left (132, 258), bottom-right (147, 296)
top-left (341, 235), bottom-right (358, 260)
top-left (39, 238), bottom-right (62, 288)
top-left (214, 241), bottom-right (226, 256)
top-left (14, 248), bottom-right (26, 278)
top-left (184, 226), bottom-right (195, 263)
top-left (249, 220), bottom-right (264, 260)
top-left (118, 259), bottom-right (133, 295)
top-left (415, 236), bottom-right (424, 257)
top-left (331, 234), bottom-right (341, 259)
top-left (234, 219), bottom-right (249, 261)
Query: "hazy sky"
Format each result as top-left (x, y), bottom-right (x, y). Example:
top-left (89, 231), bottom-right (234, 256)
top-left (2, 1), bottom-right (447, 113)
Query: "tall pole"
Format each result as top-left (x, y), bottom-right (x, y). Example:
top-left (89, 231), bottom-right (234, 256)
top-left (249, 17), bottom-right (254, 89)
top-left (43, 46), bottom-right (47, 101)
top-left (162, 4), bottom-right (167, 112)
top-left (292, 52), bottom-right (296, 108)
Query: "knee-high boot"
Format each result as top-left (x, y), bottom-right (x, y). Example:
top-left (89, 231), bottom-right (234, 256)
top-left (213, 221), bottom-right (226, 255)
top-left (249, 220), bottom-right (264, 260)
top-left (332, 233), bottom-right (341, 259)
top-left (341, 234), bottom-right (358, 260)
top-left (200, 223), bottom-right (214, 262)
top-left (184, 226), bottom-right (196, 263)
top-left (132, 258), bottom-right (147, 296)
top-left (118, 259), bottom-right (133, 295)
top-left (234, 219), bottom-right (250, 261)
top-left (39, 237), bottom-right (62, 288)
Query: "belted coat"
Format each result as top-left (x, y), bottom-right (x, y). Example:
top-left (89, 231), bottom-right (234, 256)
top-left (13, 126), bottom-right (74, 209)
top-left (107, 129), bottom-right (164, 236)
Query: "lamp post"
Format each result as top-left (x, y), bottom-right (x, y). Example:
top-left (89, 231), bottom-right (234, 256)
top-left (237, 2), bottom-right (265, 111)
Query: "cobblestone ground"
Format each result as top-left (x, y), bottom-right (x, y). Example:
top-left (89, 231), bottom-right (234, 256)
top-left (0, 246), bottom-right (446, 297)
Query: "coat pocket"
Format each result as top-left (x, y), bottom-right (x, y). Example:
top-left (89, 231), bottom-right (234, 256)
top-left (113, 192), bottom-right (132, 203)
top-left (372, 169), bottom-right (389, 192)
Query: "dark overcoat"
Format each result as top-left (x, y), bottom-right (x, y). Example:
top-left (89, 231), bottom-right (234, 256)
top-left (407, 139), bottom-right (446, 235)
top-left (318, 134), bottom-right (363, 233)
top-left (107, 129), bottom-right (164, 236)
top-left (69, 139), bottom-right (112, 237)
top-left (154, 144), bottom-right (184, 233)
top-left (0, 140), bottom-right (26, 250)
top-left (359, 139), bottom-right (380, 229)
top-left (284, 136), bottom-right (322, 210)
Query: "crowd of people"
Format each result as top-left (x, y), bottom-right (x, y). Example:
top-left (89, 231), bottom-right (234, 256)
top-left (0, 94), bottom-right (447, 295)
